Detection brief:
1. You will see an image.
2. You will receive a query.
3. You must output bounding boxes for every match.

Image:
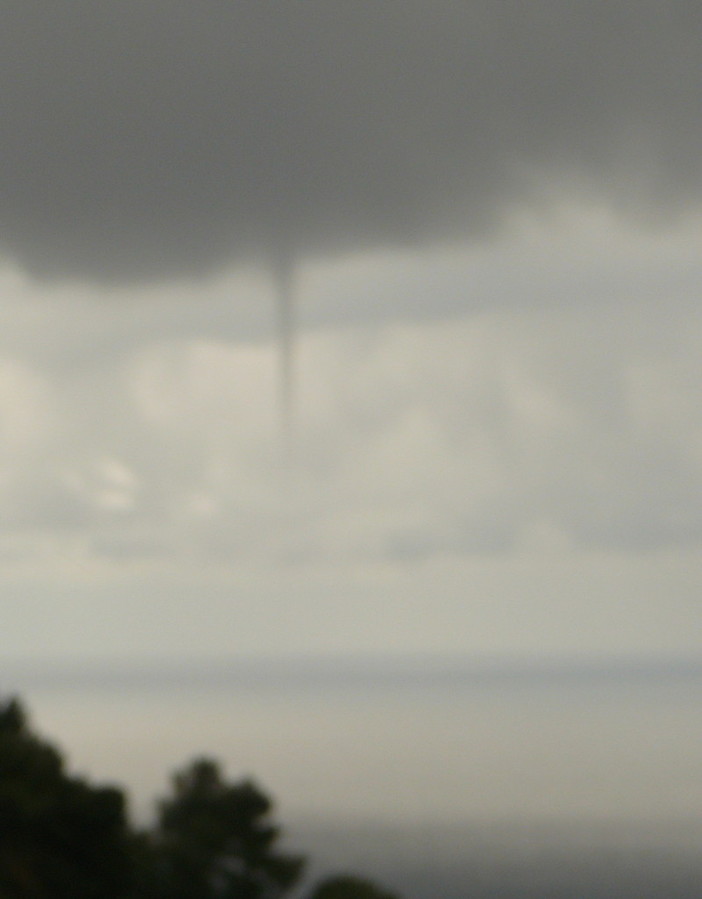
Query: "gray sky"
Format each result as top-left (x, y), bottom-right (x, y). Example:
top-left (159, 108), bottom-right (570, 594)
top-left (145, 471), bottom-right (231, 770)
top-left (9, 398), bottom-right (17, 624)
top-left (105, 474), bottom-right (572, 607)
top-left (1, 2), bottom-right (702, 666)
top-left (1, 1), bottom-right (702, 279)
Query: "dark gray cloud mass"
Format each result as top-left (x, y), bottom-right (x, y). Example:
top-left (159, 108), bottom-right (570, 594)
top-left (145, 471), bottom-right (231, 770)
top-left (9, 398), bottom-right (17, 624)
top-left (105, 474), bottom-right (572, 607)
top-left (0, 1), bottom-right (701, 281)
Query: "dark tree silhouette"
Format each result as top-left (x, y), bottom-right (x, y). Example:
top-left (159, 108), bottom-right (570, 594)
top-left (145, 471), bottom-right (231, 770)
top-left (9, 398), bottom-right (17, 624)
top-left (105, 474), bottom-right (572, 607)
top-left (146, 757), bottom-right (305, 899)
top-left (307, 875), bottom-right (400, 899)
top-left (0, 697), bottom-right (133, 899)
top-left (0, 695), bottom-right (403, 899)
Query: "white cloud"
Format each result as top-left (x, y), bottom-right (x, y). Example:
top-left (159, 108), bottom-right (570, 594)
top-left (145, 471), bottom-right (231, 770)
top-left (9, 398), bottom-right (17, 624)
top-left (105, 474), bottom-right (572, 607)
top-left (0, 212), bottom-right (701, 562)
top-left (0, 207), bottom-right (701, 662)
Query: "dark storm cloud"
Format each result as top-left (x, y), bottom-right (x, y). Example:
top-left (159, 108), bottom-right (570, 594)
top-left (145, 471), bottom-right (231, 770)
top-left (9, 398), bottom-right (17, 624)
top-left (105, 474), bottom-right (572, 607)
top-left (1, 1), bottom-right (701, 281)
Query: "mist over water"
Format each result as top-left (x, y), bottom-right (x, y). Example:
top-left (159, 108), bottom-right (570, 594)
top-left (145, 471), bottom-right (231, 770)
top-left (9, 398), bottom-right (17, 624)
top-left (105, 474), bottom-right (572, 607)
top-left (297, 817), bottom-right (702, 899)
top-left (6, 657), bottom-right (702, 897)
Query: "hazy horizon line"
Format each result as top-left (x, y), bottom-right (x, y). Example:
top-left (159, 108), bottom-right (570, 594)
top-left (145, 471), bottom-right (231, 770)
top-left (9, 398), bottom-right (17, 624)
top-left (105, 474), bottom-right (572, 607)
top-left (4, 650), bottom-right (702, 695)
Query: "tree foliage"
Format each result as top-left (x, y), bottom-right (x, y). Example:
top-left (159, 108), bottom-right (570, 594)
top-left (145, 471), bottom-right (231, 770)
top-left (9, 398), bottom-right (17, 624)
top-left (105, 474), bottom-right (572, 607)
top-left (146, 757), bottom-right (305, 899)
top-left (0, 698), bottom-right (133, 899)
top-left (0, 696), bottom-right (400, 899)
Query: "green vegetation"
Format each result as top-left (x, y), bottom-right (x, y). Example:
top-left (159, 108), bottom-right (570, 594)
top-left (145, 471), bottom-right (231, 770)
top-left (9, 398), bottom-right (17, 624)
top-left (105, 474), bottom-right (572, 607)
top-left (0, 696), bottom-right (400, 899)
top-left (0, 698), bottom-right (132, 899)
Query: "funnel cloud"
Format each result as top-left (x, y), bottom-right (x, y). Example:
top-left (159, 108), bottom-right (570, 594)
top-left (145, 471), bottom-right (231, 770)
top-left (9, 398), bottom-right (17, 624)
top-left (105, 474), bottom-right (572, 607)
top-left (2, 9), bottom-right (702, 848)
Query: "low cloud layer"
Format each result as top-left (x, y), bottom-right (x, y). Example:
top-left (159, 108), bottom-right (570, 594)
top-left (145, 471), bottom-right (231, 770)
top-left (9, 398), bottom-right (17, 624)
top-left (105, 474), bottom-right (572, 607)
top-left (1, 2), bottom-right (701, 281)
top-left (1, 213), bottom-right (701, 570)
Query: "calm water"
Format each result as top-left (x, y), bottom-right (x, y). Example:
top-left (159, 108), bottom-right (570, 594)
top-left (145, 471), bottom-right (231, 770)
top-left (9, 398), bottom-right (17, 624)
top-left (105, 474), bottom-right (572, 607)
top-left (4, 657), bottom-right (702, 897)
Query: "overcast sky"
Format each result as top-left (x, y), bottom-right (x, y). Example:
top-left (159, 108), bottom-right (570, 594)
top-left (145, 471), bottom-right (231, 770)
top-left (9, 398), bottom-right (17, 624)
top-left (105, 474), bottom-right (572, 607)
top-left (2, 2), bottom-right (702, 666)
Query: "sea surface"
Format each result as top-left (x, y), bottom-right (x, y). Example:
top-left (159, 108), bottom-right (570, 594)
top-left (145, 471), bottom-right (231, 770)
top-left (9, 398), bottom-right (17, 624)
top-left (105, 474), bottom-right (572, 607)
top-left (4, 656), bottom-right (702, 897)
